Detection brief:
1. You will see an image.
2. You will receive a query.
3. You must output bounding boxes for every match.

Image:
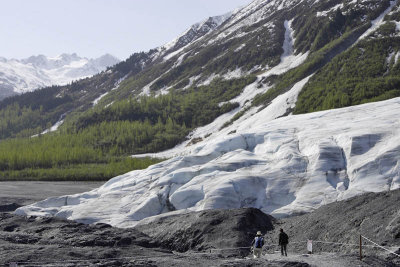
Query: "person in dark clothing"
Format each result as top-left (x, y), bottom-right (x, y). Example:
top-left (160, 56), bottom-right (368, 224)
top-left (279, 228), bottom-right (289, 256)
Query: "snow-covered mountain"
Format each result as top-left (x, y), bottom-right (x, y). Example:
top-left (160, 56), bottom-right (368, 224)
top-left (0, 53), bottom-right (119, 99)
top-left (153, 12), bottom-right (234, 63)
top-left (14, 0), bottom-right (400, 226)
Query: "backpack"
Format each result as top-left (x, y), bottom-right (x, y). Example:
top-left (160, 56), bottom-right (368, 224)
top-left (255, 236), bottom-right (264, 248)
top-left (280, 232), bottom-right (289, 244)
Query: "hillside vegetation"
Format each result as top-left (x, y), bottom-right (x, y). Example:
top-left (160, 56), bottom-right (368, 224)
top-left (295, 32), bottom-right (400, 113)
top-left (0, 77), bottom-right (254, 181)
top-left (253, 0), bottom-right (396, 108)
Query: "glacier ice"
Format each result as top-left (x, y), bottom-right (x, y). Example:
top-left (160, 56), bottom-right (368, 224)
top-left (16, 96), bottom-right (400, 227)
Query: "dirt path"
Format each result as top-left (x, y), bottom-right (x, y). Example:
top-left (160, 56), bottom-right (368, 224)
top-left (265, 252), bottom-right (370, 267)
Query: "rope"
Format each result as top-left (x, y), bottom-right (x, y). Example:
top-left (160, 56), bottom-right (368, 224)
top-left (361, 235), bottom-right (400, 257)
top-left (210, 246), bottom-right (251, 251)
top-left (310, 240), bottom-right (375, 247)
top-left (8, 238), bottom-right (400, 266)
top-left (289, 240), bottom-right (399, 249)
top-left (186, 239), bottom-right (400, 253)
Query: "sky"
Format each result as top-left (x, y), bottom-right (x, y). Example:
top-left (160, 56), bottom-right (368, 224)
top-left (1, 0), bottom-right (253, 61)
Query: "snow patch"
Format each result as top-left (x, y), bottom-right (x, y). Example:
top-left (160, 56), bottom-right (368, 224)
top-left (92, 72), bottom-right (128, 106)
top-left (277, 0), bottom-right (293, 10)
top-left (172, 52), bottom-right (188, 68)
top-left (155, 87), bottom-right (171, 97)
top-left (112, 73), bottom-right (129, 91)
top-left (139, 78), bottom-right (160, 96)
top-left (198, 73), bottom-right (220, 86)
top-left (36, 113), bottom-right (68, 136)
top-left (316, 4), bottom-right (344, 17)
top-left (395, 21), bottom-right (400, 32)
top-left (164, 46), bottom-right (187, 61)
top-left (105, 101), bottom-right (114, 108)
top-left (230, 81), bottom-right (269, 108)
top-left (356, 0), bottom-right (398, 42)
top-left (41, 120), bottom-right (64, 135)
top-left (222, 68), bottom-right (243, 80)
top-left (92, 92), bottom-right (109, 106)
top-left (92, 72), bottom-right (129, 106)
top-left (182, 75), bottom-right (202, 90)
top-left (395, 51), bottom-right (400, 65)
top-left (260, 19), bottom-right (309, 76)
top-left (235, 74), bottom-right (314, 133)
top-left (234, 44), bottom-right (246, 52)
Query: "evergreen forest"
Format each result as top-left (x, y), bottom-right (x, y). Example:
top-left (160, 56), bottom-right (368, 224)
top-left (0, 76), bottom-right (255, 181)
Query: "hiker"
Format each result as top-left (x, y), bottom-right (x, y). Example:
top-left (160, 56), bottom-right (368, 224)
top-left (251, 231), bottom-right (264, 258)
top-left (279, 228), bottom-right (289, 256)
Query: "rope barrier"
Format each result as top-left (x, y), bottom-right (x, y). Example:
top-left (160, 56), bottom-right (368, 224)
top-left (194, 240), bottom-right (400, 253)
top-left (290, 240), bottom-right (399, 249)
top-left (361, 235), bottom-right (400, 258)
top-left (207, 240), bottom-right (400, 254)
top-left (210, 246), bottom-right (251, 251)
top-left (7, 238), bottom-right (400, 266)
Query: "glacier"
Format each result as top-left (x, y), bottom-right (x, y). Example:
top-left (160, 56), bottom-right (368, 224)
top-left (16, 96), bottom-right (400, 227)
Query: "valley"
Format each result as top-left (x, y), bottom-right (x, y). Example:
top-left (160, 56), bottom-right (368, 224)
top-left (1, 0), bottom-right (400, 265)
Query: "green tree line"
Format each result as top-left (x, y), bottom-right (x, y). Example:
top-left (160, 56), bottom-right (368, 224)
top-left (0, 76), bottom-right (254, 181)
top-left (295, 35), bottom-right (400, 114)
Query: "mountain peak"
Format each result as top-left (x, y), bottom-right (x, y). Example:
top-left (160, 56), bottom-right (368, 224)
top-left (0, 53), bottom-right (120, 98)
top-left (92, 54), bottom-right (120, 68)
top-left (161, 11), bottom-right (233, 58)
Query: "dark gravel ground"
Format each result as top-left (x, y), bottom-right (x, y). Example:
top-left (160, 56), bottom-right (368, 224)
top-left (0, 212), bottom-right (308, 267)
top-left (0, 182), bottom-right (399, 266)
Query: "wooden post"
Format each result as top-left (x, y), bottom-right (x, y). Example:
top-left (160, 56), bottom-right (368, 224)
top-left (359, 235), bottom-right (362, 261)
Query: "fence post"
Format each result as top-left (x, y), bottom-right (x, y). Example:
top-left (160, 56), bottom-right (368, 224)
top-left (359, 235), bottom-right (363, 261)
top-left (307, 240), bottom-right (313, 254)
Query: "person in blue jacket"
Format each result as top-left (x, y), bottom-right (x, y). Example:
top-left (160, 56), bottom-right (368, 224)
top-left (251, 231), bottom-right (264, 258)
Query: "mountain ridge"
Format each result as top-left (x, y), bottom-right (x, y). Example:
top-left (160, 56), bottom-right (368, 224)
top-left (0, 53), bottom-right (120, 100)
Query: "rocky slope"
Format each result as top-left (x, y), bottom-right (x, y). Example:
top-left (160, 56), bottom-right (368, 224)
top-left (135, 208), bottom-right (274, 253)
top-left (2, 190), bottom-right (399, 266)
top-left (266, 189), bottom-right (400, 262)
